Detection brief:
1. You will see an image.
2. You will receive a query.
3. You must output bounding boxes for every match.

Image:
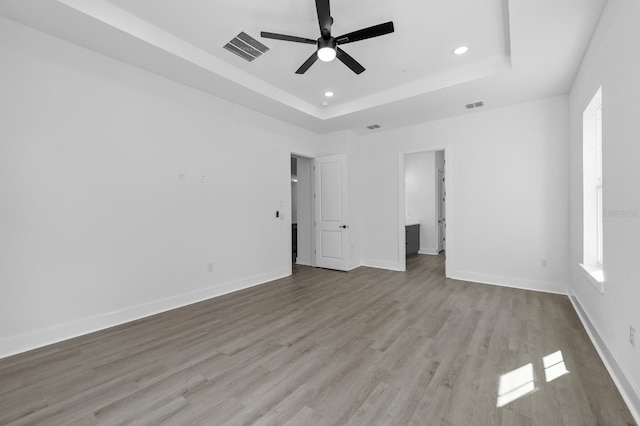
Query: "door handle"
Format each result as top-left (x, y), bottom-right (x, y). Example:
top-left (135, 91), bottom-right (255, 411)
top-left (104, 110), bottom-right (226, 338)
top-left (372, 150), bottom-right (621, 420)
top-left (340, 225), bottom-right (348, 229)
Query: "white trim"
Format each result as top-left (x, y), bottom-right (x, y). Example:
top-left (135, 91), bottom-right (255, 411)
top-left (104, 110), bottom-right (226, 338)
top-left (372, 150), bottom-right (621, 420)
top-left (398, 153), bottom-right (406, 272)
top-left (579, 263), bottom-right (605, 294)
top-left (0, 268), bottom-right (289, 360)
top-left (450, 270), bottom-right (567, 295)
top-left (569, 294), bottom-right (640, 424)
top-left (418, 248), bottom-right (440, 255)
top-left (361, 259), bottom-right (404, 272)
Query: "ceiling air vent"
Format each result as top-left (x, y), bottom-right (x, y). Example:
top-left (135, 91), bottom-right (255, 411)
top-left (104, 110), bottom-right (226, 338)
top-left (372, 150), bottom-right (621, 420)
top-left (367, 124), bottom-right (381, 130)
top-left (224, 32), bottom-right (269, 62)
top-left (465, 101), bottom-right (485, 109)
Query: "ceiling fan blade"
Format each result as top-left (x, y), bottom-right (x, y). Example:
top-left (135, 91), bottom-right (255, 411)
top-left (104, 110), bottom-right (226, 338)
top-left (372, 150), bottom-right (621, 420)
top-left (336, 47), bottom-right (365, 74)
top-left (296, 51), bottom-right (319, 74)
top-left (315, 0), bottom-right (332, 38)
top-left (335, 21), bottom-right (394, 44)
top-left (261, 32), bottom-right (317, 44)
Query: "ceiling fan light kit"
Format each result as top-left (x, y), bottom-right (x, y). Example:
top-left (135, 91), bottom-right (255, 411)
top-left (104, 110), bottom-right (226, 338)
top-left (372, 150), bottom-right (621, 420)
top-left (317, 38), bottom-right (337, 62)
top-left (261, 0), bottom-right (394, 74)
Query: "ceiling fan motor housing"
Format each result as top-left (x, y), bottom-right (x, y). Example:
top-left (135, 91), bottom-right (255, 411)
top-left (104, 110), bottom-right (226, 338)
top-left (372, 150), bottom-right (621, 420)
top-left (318, 37), bottom-right (336, 50)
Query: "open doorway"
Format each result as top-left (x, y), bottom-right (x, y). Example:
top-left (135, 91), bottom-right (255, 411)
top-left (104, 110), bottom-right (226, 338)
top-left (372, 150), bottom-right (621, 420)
top-left (291, 155), bottom-right (313, 269)
top-left (399, 148), bottom-right (450, 275)
top-left (291, 153), bottom-right (351, 273)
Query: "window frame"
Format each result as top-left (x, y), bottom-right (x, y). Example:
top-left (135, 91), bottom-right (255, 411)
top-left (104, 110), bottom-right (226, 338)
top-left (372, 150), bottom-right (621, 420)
top-left (580, 87), bottom-right (604, 293)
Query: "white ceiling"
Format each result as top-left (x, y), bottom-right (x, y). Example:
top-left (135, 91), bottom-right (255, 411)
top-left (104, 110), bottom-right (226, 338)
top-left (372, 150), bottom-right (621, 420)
top-left (0, 0), bottom-right (607, 134)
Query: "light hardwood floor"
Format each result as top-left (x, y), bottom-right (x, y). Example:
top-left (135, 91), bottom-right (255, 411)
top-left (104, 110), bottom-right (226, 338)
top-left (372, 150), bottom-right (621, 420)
top-left (0, 254), bottom-right (635, 425)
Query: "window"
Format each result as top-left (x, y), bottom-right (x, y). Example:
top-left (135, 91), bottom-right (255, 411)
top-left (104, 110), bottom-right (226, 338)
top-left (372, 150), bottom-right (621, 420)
top-left (595, 103), bottom-right (603, 265)
top-left (581, 87), bottom-right (604, 292)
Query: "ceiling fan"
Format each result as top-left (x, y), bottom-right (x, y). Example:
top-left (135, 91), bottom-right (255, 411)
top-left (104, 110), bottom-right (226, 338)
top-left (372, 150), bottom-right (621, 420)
top-left (260, 0), bottom-right (394, 75)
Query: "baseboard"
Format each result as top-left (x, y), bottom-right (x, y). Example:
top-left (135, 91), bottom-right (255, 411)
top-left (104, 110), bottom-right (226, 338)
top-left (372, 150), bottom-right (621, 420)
top-left (0, 268), bottom-right (290, 360)
top-left (418, 248), bottom-right (440, 255)
top-left (348, 260), bottom-right (362, 271)
top-left (450, 270), bottom-right (567, 295)
top-left (569, 294), bottom-right (640, 424)
top-left (361, 259), bottom-right (404, 272)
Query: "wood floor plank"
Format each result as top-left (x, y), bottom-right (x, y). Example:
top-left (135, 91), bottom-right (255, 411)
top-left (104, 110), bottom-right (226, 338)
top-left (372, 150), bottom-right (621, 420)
top-left (0, 254), bottom-right (636, 425)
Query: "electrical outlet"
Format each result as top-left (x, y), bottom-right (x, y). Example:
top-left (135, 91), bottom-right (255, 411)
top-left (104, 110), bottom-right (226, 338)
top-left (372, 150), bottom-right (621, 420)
top-left (208, 263), bottom-right (214, 273)
top-left (631, 326), bottom-right (636, 347)
top-left (178, 171), bottom-right (186, 181)
top-left (201, 175), bottom-right (207, 183)
top-left (540, 259), bottom-right (548, 268)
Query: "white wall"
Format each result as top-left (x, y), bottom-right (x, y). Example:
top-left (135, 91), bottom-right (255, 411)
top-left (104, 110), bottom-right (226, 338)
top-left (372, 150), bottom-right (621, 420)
top-left (404, 151), bottom-right (438, 254)
top-left (0, 18), bottom-right (319, 358)
top-left (358, 96), bottom-right (570, 293)
top-left (568, 0), bottom-right (640, 418)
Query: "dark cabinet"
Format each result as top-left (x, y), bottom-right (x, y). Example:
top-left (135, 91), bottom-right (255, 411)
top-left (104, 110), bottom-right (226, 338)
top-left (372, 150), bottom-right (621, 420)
top-left (406, 224), bottom-right (420, 256)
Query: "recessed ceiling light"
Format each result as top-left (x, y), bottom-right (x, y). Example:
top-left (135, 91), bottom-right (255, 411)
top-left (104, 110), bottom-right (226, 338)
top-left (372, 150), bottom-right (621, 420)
top-left (453, 46), bottom-right (469, 55)
top-left (324, 91), bottom-right (334, 97)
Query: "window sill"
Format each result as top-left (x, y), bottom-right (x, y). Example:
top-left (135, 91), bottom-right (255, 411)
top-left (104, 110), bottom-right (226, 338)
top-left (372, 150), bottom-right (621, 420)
top-left (579, 263), bottom-right (604, 294)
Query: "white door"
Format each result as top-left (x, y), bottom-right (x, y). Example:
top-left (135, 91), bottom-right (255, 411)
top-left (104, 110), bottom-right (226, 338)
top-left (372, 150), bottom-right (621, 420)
top-left (437, 170), bottom-right (446, 252)
top-left (314, 154), bottom-right (349, 271)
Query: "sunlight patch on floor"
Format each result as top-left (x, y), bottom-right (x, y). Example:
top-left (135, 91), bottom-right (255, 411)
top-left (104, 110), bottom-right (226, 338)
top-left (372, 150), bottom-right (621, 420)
top-left (496, 350), bottom-right (570, 407)
top-left (496, 363), bottom-right (536, 408)
top-left (543, 350), bottom-right (569, 383)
